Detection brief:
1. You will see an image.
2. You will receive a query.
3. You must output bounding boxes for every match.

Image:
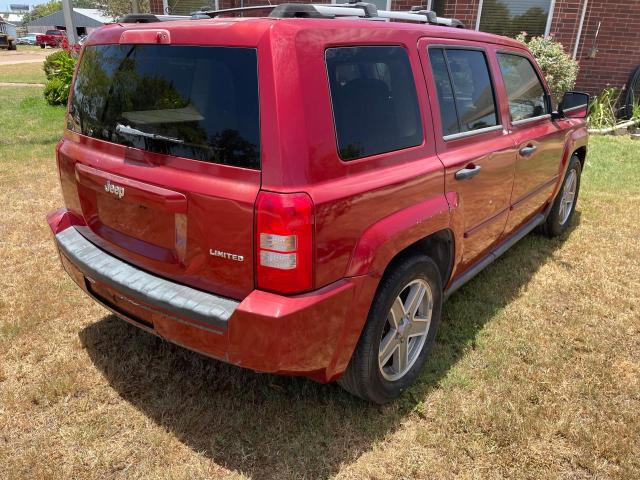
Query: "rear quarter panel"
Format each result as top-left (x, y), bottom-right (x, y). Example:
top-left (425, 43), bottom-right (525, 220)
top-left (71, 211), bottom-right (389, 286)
top-left (261, 24), bottom-right (451, 289)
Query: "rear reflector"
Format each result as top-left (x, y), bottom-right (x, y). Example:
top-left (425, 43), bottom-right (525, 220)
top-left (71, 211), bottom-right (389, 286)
top-left (256, 191), bottom-right (314, 294)
top-left (259, 251), bottom-right (297, 270)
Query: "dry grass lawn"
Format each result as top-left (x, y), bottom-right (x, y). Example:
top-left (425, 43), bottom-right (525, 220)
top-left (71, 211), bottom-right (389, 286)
top-left (1, 86), bottom-right (639, 479)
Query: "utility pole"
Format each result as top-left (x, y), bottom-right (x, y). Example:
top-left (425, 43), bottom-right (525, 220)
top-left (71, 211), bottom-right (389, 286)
top-left (61, 0), bottom-right (77, 45)
top-left (132, 0), bottom-right (139, 14)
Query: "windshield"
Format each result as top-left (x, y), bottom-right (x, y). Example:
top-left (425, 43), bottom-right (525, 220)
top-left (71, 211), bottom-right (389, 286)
top-left (68, 44), bottom-right (261, 170)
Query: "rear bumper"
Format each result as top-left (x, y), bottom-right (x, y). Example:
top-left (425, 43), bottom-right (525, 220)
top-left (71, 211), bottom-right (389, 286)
top-left (47, 209), bottom-right (377, 382)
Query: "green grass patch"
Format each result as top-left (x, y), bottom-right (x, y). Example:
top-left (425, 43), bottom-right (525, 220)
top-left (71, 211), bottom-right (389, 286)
top-left (0, 62), bottom-right (46, 84)
top-left (0, 87), bottom-right (64, 153)
top-left (584, 135), bottom-right (640, 193)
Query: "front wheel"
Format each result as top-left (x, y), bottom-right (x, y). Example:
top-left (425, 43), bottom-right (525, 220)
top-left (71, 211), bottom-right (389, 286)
top-left (540, 154), bottom-right (582, 237)
top-left (338, 255), bottom-right (443, 404)
top-left (40, 44), bottom-right (45, 49)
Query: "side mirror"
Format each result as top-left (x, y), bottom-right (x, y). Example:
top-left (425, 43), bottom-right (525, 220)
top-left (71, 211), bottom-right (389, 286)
top-left (555, 91), bottom-right (590, 119)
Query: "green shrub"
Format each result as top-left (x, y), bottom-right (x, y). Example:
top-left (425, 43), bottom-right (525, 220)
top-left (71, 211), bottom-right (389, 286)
top-left (588, 87), bottom-right (622, 129)
top-left (516, 33), bottom-right (579, 104)
top-left (44, 76), bottom-right (70, 105)
top-left (43, 50), bottom-right (69, 80)
top-left (42, 50), bottom-right (76, 106)
top-left (632, 102), bottom-right (640, 122)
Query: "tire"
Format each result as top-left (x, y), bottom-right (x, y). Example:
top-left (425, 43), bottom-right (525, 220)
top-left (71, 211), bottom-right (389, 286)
top-left (338, 254), bottom-right (443, 404)
top-left (539, 154), bottom-right (582, 237)
top-left (9, 41), bottom-right (16, 51)
top-left (40, 44), bottom-right (45, 49)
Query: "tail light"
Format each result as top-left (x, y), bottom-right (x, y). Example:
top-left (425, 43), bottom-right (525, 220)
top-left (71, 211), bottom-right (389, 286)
top-left (256, 191), bottom-right (314, 294)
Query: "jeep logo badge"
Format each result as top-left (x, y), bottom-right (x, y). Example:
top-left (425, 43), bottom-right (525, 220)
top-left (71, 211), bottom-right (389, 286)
top-left (104, 180), bottom-right (125, 199)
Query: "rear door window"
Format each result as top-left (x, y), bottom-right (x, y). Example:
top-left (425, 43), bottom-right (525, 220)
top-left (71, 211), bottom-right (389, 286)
top-left (497, 53), bottom-right (549, 122)
top-left (428, 47), bottom-right (499, 138)
top-left (325, 46), bottom-right (423, 161)
top-left (69, 45), bottom-right (260, 169)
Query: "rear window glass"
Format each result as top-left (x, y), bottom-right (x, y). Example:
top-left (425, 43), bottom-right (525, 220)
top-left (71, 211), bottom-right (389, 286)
top-left (325, 46), bottom-right (423, 161)
top-left (69, 45), bottom-right (260, 170)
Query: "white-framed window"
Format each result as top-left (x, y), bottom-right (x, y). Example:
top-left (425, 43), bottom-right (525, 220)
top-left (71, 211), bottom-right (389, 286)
top-left (427, 0), bottom-right (446, 16)
top-left (332, 0), bottom-right (391, 11)
top-left (475, 0), bottom-right (556, 37)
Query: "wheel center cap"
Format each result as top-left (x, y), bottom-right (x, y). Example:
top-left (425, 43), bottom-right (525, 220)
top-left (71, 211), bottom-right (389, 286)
top-left (398, 317), bottom-right (410, 339)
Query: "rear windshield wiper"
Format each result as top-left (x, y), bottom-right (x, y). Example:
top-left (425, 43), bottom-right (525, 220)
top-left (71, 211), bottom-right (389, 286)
top-left (115, 123), bottom-right (184, 145)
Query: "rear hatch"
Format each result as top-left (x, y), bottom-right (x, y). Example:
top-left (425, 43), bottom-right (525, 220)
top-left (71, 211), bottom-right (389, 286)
top-left (59, 42), bottom-right (261, 299)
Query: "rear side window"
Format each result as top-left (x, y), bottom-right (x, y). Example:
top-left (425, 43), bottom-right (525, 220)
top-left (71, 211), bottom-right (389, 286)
top-left (69, 45), bottom-right (260, 169)
top-left (497, 53), bottom-right (549, 122)
top-left (428, 47), bottom-right (499, 138)
top-left (325, 46), bottom-right (423, 161)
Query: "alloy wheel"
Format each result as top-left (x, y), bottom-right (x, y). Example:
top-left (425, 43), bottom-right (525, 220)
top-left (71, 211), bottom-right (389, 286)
top-left (559, 168), bottom-right (577, 225)
top-left (378, 279), bottom-right (433, 382)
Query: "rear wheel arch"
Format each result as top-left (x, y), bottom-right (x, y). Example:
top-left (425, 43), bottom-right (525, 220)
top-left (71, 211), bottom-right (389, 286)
top-left (573, 146), bottom-right (587, 170)
top-left (338, 253), bottom-right (444, 403)
top-left (376, 228), bottom-right (455, 296)
top-left (329, 228), bottom-right (455, 383)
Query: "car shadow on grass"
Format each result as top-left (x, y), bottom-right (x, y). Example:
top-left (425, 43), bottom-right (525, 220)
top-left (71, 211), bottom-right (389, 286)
top-left (79, 215), bottom-right (580, 480)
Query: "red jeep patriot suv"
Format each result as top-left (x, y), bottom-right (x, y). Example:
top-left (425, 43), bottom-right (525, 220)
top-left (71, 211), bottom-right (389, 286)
top-left (47, 3), bottom-right (589, 403)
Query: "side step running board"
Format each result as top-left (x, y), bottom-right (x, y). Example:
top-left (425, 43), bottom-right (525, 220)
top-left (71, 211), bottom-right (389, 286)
top-left (445, 213), bottom-right (545, 299)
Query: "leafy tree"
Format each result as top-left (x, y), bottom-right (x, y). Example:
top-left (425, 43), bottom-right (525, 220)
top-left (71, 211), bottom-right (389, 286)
top-left (99, 0), bottom-right (151, 19)
top-left (22, 0), bottom-right (101, 25)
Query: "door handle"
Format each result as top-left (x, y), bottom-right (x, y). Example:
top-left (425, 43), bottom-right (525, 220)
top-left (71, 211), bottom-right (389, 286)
top-left (519, 145), bottom-right (537, 157)
top-left (455, 164), bottom-right (482, 181)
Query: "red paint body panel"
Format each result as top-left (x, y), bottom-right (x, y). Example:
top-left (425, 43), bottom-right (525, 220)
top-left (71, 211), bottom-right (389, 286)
top-left (48, 18), bottom-right (588, 382)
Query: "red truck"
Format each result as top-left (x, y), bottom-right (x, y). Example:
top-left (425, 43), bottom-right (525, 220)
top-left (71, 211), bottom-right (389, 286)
top-left (36, 29), bottom-right (66, 48)
top-left (47, 4), bottom-right (589, 403)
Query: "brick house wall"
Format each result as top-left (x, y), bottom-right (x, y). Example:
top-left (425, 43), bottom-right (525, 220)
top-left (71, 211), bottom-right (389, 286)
top-left (553, 0), bottom-right (640, 95)
top-left (150, 0), bottom-right (640, 95)
top-left (433, 0), bottom-right (640, 95)
top-left (149, 0), bottom-right (164, 15)
top-left (438, 0), bottom-right (478, 28)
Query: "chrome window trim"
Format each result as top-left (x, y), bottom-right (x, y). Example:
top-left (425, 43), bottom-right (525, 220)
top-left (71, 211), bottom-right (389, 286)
top-left (443, 124), bottom-right (504, 141)
top-left (428, 44), bottom-right (487, 52)
top-left (511, 114), bottom-right (551, 126)
top-left (562, 104), bottom-right (588, 113)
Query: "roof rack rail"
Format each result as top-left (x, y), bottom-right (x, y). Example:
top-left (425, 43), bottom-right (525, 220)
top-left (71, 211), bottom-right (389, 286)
top-left (191, 2), bottom-right (464, 27)
top-left (120, 13), bottom-right (190, 23)
top-left (191, 5), bottom-right (277, 17)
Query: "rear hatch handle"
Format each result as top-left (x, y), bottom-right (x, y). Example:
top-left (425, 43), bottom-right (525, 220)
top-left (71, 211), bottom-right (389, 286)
top-left (75, 163), bottom-right (187, 214)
